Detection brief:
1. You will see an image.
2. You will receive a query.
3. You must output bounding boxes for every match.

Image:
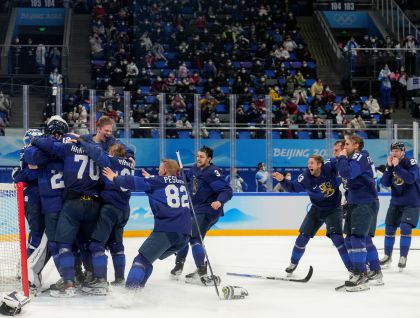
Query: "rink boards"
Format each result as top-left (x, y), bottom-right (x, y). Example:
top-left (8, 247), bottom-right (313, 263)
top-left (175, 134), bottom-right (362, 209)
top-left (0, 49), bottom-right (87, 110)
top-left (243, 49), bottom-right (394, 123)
top-left (124, 192), bottom-right (420, 237)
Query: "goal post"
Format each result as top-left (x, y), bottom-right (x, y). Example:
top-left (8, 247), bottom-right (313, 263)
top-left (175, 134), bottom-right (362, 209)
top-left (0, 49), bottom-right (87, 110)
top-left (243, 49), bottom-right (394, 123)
top-left (0, 182), bottom-right (29, 297)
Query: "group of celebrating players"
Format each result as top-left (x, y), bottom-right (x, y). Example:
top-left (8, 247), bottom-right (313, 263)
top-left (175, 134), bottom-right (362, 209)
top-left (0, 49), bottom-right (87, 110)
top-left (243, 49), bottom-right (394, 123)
top-left (11, 114), bottom-right (420, 296)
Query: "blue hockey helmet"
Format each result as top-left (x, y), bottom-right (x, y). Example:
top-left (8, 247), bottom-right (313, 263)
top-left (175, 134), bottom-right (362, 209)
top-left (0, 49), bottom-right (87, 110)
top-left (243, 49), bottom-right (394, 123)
top-left (45, 115), bottom-right (68, 136)
top-left (23, 129), bottom-right (43, 147)
top-left (390, 141), bottom-right (405, 152)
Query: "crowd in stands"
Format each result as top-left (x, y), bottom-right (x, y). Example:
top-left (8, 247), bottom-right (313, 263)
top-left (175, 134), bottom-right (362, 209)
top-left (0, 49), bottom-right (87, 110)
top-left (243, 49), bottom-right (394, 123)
top-left (3, 0), bottom-right (392, 140)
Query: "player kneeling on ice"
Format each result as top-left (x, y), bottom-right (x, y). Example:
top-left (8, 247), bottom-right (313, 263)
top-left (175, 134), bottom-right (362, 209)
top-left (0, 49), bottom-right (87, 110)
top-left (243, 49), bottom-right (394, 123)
top-left (102, 160), bottom-right (192, 289)
top-left (272, 155), bottom-right (351, 275)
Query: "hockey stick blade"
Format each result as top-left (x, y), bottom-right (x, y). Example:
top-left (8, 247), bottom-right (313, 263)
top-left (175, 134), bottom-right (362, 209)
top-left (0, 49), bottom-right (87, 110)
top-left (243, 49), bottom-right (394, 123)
top-left (226, 265), bottom-right (313, 283)
top-left (335, 284), bottom-right (346, 291)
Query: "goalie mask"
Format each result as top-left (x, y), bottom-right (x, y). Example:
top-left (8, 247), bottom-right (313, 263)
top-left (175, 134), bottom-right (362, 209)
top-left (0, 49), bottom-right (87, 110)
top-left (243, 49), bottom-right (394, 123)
top-left (23, 129), bottom-right (43, 148)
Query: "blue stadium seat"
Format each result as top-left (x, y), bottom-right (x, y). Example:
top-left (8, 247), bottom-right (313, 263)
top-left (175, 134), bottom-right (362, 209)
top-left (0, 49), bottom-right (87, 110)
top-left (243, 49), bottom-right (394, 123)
top-left (238, 131), bottom-right (251, 139)
top-left (216, 104), bottom-right (227, 113)
top-left (209, 130), bottom-right (222, 139)
top-left (178, 130), bottom-right (190, 138)
top-left (332, 131), bottom-right (341, 139)
top-left (307, 61), bottom-right (316, 69)
top-left (242, 103), bottom-right (250, 112)
top-left (352, 104), bottom-right (361, 113)
top-left (356, 131), bottom-right (368, 139)
top-left (334, 95), bottom-right (342, 103)
top-left (265, 70), bottom-right (276, 78)
top-left (146, 95), bottom-right (156, 104)
top-left (151, 130), bottom-right (160, 138)
top-left (140, 86), bottom-right (150, 94)
top-left (291, 61), bottom-right (302, 69)
top-left (298, 105), bottom-right (308, 113)
top-left (155, 61), bottom-right (167, 68)
top-left (232, 61), bottom-right (241, 69)
top-left (272, 131), bottom-right (281, 139)
top-left (165, 52), bottom-right (176, 60)
top-left (297, 131), bottom-right (310, 139)
top-left (360, 96), bottom-right (368, 103)
top-left (195, 86), bottom-right (203, 94)
top-left (306, 79), bottom-right (316, 87)
top-left (220, 86), bottom-right (230, 94)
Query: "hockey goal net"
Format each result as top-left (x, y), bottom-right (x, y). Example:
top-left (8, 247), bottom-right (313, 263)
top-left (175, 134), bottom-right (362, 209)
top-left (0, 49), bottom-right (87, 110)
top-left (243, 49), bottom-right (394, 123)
top-left (0, 183), bottom-right (29, 296)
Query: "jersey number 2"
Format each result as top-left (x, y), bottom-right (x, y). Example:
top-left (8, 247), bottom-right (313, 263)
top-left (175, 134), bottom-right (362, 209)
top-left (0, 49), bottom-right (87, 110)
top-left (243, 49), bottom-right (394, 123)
top-left (165, 184), bottom-right (189, 208)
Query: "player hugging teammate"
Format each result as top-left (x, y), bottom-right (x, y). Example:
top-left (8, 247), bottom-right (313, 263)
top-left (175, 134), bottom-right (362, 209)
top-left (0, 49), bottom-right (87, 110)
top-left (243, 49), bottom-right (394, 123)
top-left (16, 116), bottom-right (135, 297)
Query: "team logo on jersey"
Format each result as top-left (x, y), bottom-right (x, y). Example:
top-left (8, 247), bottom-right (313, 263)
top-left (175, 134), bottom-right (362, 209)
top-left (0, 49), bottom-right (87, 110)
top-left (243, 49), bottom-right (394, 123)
top-left (319, 182), bottom-right (335, 198)
top-left (392, 172), bottom-right (404, 186)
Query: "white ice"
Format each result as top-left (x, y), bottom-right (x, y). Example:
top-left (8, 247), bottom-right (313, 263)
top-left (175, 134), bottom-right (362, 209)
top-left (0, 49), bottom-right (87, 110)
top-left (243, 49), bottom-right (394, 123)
top-left (25, 236), bottom-right (419, 318)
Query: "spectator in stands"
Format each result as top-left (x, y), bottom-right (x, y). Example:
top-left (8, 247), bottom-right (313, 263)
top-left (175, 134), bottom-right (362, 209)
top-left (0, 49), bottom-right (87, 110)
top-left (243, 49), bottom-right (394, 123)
top-left (304, 108), bottom-right (315, 124)
top-left (394, 68), bottom-right (408, 109)
top-left (378, 64), bottom-right (393, 109)
top-left (310, 78), bottom-right (323, 97)
top-left (225, 168), bottom-right (248, 192)
top-left (346, 115), bottom-right (366, 134)
top-left (311, 116), bottom-right (326, 139)
top-left (175, 115), bottom-right (192, 130)
top-left (256, 162), bottom-right (270, 192)
top-left (269, 86), bottom-right (283, 104)
top-left (321, 86), bottom-right (336, 104)
top-left (379, 108), bottom-right (392, 124)
top-left (294, 86), bottom-right (309, 104)
top-left (48, 47), bottom-right (61, 72)
top-left (365, 95), bottom-right (381, 114)
top-left (344, 36), bottom-right (359, 72)
top-left (348, 88), bottom-right (361, 104)
top-left (402, 34), bottom-right (418, 75)
top-left (48, 68), bottom-right (63, 95)
top-left (171, 94), bottom-right (186, 113)
top-left (35, 44), bottom-right (47, 74)
top-left (126, 60), bottom-right (139, 78)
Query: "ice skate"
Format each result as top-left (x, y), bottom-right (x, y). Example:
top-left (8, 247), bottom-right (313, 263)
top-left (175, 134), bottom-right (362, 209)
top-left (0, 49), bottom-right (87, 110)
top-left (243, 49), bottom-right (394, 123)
top-left (345, 273), bottom-right (370, 292)
top-left (285, 263), bottom-right (298, 276)
top-left (398, 256), bottom-right (407, 271)
top-left (50, 280), bottom-right (76, 298)
top-left (367, 270), bottom-right (384, 286)
top-left (81, 278), bottom-right (109, 295)
top-left (380, 255), bottom-right (392, 269)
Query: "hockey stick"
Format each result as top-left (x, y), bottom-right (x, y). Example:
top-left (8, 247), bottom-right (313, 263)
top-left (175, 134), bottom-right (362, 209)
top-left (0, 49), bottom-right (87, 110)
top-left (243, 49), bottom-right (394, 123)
top-left (175, 151), bottom-right (221, 299)
top-left (226, 265), bottom-right (313, 283)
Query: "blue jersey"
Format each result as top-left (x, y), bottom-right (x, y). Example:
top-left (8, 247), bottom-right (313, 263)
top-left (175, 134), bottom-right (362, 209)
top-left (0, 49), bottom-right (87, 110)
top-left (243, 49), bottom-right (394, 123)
top-left (32, 136), bottom-right (100, 196)
top-left (12, 150), bottom-right (40, 204)
top-left (255, 170), bottom-right (270, 192)
top-left (114, 175), bottom-right (192, 235)
top-left (24, 142), bottom-right (65, 214)
top-left (281, 161), bottom-right (342, 213)
top-left (337, 150), bottom-right (378, 204)
top-left (78, 139), bottom-right (134, 211)
top-left (187, 164), bottom-right (233, 216)
top-left (381, 156), bottom-right (420, 206)
top-left (80, 134), bottom-right (135, 159)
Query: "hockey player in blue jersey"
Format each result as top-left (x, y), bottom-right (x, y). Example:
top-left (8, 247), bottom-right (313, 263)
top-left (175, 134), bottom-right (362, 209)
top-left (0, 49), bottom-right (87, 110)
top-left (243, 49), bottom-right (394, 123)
top-left (337, 135), bottom-right (381, 291)
top-left (170, 146), bottom-right (233, 283)
top-left (81, 116), bottom-right (135, 161)
top-left (69, 135), bottom-right (134, 294)
top-left (23, 117), bottom-right (68, 290)
top-left (102, 160), bottom-right (192, 289)
top-left (30, 129), bottom-right (102, 297)
top-left (272, 155), bottom-right (351, 274)
top-left (12, 129), bottom-right (44, 257)
top-left (380, 142), bottom-right (420, 270)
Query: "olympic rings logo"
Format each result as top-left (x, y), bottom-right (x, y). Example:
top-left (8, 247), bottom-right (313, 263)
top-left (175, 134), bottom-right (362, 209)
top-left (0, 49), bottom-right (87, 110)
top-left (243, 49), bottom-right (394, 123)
top-left (333, 13), bottom-right (357, 26)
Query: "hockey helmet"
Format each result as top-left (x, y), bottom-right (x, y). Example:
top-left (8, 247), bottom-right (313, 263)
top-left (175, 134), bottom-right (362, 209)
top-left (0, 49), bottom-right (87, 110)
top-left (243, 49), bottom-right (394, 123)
top-left (23, 129), bottom-right (43, 147)
top-left (45, 115), bottom-right (69, 136)
top-left (390, 141), bottom-right (405, 152)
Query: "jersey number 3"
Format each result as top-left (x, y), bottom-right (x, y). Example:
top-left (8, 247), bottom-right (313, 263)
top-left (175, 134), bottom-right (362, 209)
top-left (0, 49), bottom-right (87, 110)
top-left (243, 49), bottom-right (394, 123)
top-left (165, 184), bottom-right (189, 208)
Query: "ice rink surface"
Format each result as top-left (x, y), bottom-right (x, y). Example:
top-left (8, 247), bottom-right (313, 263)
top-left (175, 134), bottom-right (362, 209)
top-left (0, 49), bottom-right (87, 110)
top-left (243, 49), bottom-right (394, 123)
top-left (25, 236), bottom-right (420, 318)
